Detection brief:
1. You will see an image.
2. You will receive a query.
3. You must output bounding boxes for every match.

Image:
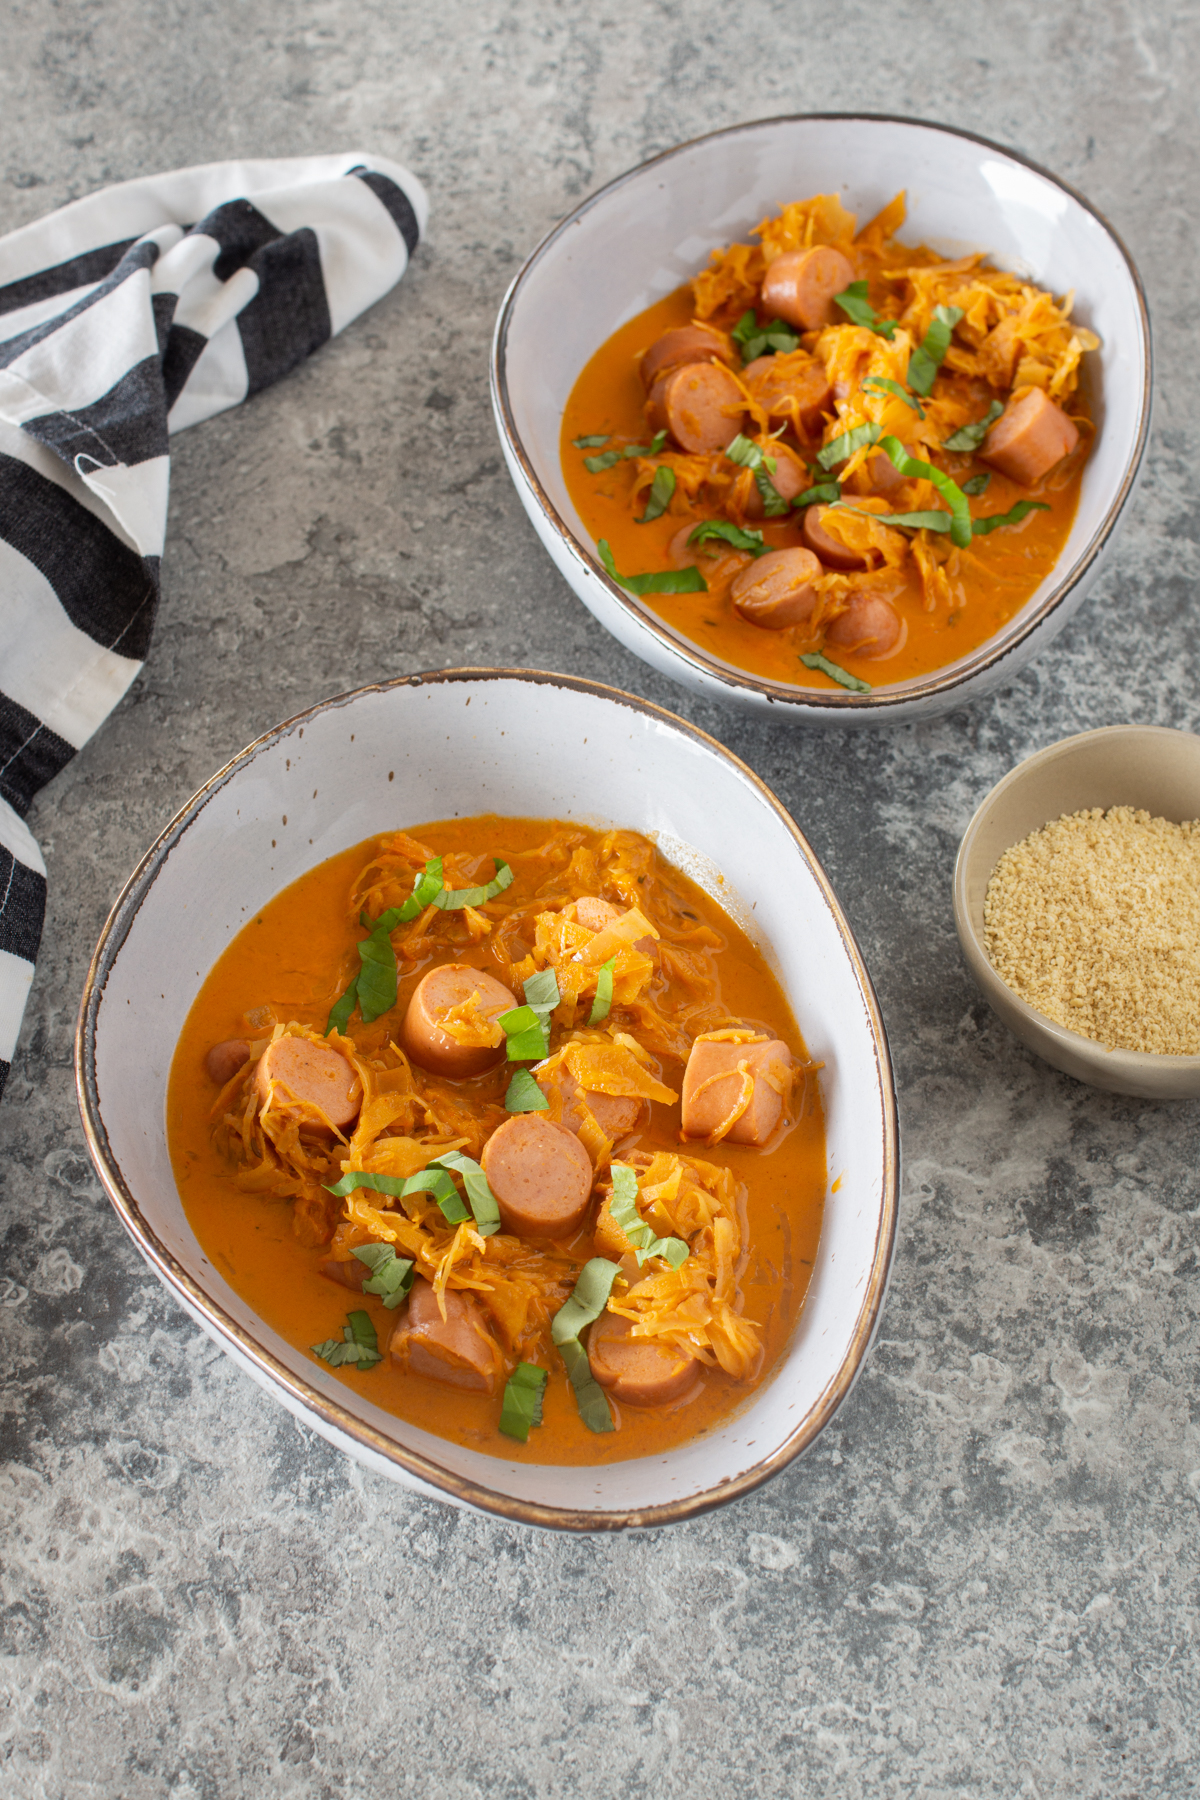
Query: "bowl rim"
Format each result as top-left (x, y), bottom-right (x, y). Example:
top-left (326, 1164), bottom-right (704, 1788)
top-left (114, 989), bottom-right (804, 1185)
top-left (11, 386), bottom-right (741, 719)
top-left (953, 724), bottom-right (1200, 1077)
top-left (75, 666), bottom-right (901, 1531)
top-left (491, 111), bottom-right (1153, 716)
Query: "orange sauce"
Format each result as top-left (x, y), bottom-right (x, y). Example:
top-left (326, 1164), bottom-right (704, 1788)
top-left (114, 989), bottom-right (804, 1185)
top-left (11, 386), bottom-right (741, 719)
top-left (561, 286), bottom-right (1087, 692)
top-left (167, 817), bottom-right (827, 1465)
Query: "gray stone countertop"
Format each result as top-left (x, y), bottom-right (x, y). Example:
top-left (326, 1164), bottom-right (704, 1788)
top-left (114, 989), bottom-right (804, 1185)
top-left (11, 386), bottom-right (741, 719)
top-left (1, 3), bottom-right (1197, 1794)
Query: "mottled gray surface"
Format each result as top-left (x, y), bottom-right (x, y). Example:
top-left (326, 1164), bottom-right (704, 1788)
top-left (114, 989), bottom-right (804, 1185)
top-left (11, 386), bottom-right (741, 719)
top-left (1, 1), bottom-right (1198, 1794)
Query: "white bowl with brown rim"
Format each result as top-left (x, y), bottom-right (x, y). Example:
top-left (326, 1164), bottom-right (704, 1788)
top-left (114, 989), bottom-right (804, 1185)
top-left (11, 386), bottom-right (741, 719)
top-left (76, 668), bottom-right (899, 1530)
top-left (954, 725), bottom-right (1200, 1099)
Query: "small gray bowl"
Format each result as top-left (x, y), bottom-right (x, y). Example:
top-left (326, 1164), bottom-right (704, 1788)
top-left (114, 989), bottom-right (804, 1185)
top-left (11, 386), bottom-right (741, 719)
top-left (953, 726), bottom-right (1200, 1099)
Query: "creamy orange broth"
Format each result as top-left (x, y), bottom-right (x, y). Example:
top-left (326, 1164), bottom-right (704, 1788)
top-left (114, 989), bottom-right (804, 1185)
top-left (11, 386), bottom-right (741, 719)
top-left (168, 818), bottom-right (826, 1465)
top-left (561, 286), bottom-right (1088, 692)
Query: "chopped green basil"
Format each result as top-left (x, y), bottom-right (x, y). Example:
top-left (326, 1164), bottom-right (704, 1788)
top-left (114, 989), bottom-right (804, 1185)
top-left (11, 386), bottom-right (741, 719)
top-left (352, 1243), bottom-right (414, 1308)
top-left (962, 471), bottom-right (991, 496)
top-left (311, 1309), bottom-right (382, 1370)
top-left (800, 651), bottom-right (872, 693)
top-left (833, 281), bottom-right (898, 340)
top-left (638, 465), bottom-right (676, 523)
top-left (755, 467), bottom-right (790, 517)
top-left (816, 423), bottom-right (881, 471)
top-left (731, 309), bottom-right (801, 362)
top-left (687, 520), bottom-right (767, 555)
top-left (434, 859), bottom-right (514, 910)
top-left (505, 1068), bottom-right (550, 1112)
top-left (832, 502), bottom-right (953, 534)
top-left (499, 1004), bottom-right (550, 1062)
top-left (498, 1362), bottom-right (548, 1442)
top-left (725, 434), bottom-right (777, 473)
top-left (588, 955), bottom-right (618, 1025)
top-left (551, 1257), bottom-right (622, 1345)
top-left (907, 305), bottom-right (965, 396)
top-left (878, 435), bottom-right (972, 548)
top-left (323, 1163), bottom-right (475, 1228)
top-left (597, 539), bottom-right (707, 596)
top-left (584, 430), bottom-right (668, 473)
top-left (429, 1150), bottom-right (501, 1235)
top-left (942, 400), bottom-right (1004, 453)
top-left (573, 435), bottom-right (610, 448)
top-left (791, 481), bottom-right (843, 509)
top-left (971, 499), bottom-right (1051, 536)
top-left (608, 1162), bottom-right (689, 1268)
top-left (861, 375), bottom-right (925, 418)
top-left (558, 1334), bottom-right (615, 1433)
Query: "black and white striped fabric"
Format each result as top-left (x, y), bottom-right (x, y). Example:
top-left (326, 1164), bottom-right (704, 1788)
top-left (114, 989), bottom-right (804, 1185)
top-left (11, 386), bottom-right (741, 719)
top-left (0, 153), bottom-right (427, 1100)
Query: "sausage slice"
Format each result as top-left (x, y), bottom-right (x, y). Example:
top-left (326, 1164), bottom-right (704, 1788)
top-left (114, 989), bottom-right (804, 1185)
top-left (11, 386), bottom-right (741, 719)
top-left (318, 1255), bottom-right (369, 1292)
top-left (400, 964), bottom-right (516, 1079)
top-left (206, 1038), bottom-right (250, 1085)
top-left (640, 324), bottom-right (736, 389)
top-left (741, 442), bottom-right (809, 518)
top-left (658, 362), bottom-right (746, 454)
top-left (731, 548), bottom-right (822, 630)
top-left (801, 503), bottom-right (870, 571)
top-left (742, 355), bottom-right (834, 435)
top-left (761, 246), bottom-right (856, 331)
top-left (680, 1037), bottom-right (792, 1145)
top-left (587, 1311), bottom-right (697, 1407)
top-left (825, 594), bottom-right (905, 658)
top-left (255, 1035), bottom-right (361, 1130)
top-left (570, 896), bottom-right (622, 931)
top-left (982, 387), bottom-right (1079, 486)
top-left (389, 1279), bottom-right (503, 1393)
top-left (481, 1114), bottom-right (595, 1238)
top-left (537, 1064), bottom-right (644, 1141)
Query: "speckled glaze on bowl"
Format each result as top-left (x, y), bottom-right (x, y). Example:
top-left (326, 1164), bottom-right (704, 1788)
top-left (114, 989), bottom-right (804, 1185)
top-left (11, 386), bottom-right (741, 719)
top-left (954, 726), bottom-right (1200, 1099)
top-left (76, 669), bottom-right (899, 1531)
top-left (492, 114), bottom-right (1151, 726)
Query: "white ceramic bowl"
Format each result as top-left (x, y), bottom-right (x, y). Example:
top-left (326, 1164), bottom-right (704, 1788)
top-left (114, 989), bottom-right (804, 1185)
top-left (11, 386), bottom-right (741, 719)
top-left (76, 669), bottom-right (899, 1530)
top-left (492, 115), bottom-right (1151, 725)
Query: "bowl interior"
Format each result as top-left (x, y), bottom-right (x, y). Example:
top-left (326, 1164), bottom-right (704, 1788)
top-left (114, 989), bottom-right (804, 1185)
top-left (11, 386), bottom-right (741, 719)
top-left (81, 672), bottom-right (897, 1525)
top-left (499, 115), bottom-right (1148, 701)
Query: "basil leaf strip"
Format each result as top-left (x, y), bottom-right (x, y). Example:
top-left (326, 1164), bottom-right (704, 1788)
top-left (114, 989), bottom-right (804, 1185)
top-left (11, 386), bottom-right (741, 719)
top-left (878, 435), bottom-right (972, 548)
top-left (687, 520), bottom-right (767, 555)
top-left (551, 1257), bottom-right (622, 1345)
top-left (588, 955), bottom-right (618, 1025)
top-left (942, 400), bottom-right (1004, 453)
top-left (499, 1005), bottom-right (550, 1062)
top-left (311, 1309), bottom-right (382, 1369)
top-left (429, 1150), bottom-right (501, 1235)
top-left (608, 1162), bottom-right (689, 1268)
top-left (731, 309), bottom-right (800, 362)
top-left (352, 1242), bottom-right (415, 1308)
top-left (558, 1334), bottom-right (615, 1433)
top-left (861, 375), bottom-right (925, 418)
top-left (833, 280), bottom-right (898, 340)
top-left (498, 1362), bottom-right (548, 1442)
top-left (725, 434), bottom-right (777, 474)
top-left (323, 1165), bottom-right (469, 1225)
top-left (573, 435), bottom-right (610, 448)
top-left (831, 502), bottom-right (953, 534)
top-left (597, 539), bottom-right (707, 596)
top-left (791, 481), bottom-right (842, 510)
top-left (962, 471), bottom-right (991, 497)
top-left (971, 499), bottom-right (1051, 536)
top-left (523, 968), bottom-right (560, 1013)
top-left (907, 304), bottom-right (964, 396)
top-left (754, 467), bottom-right (790, 517)
top-left (816, 423), bottom-right (881, 470)
top-left (584, 431), bottom-right (667, 474)
top-left (800, 651), bottom-right (872, 693)
top-left (433, 858), bottom-right (514, 910)
top-left (638, 465), bottom-right (675, 523)
top-left (505, 1069), bottom-right (550, 1112)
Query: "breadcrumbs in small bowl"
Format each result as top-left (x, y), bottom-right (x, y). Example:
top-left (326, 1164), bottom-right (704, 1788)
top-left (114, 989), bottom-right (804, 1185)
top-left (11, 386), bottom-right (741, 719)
top-left (953, 726), bottom-right (1200, 1098)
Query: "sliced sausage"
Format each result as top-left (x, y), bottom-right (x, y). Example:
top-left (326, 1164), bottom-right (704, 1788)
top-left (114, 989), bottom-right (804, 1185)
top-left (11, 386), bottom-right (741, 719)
top-left (865, 448), bottom-right (908, 499)
top-left (680, 1037), bottom-right (792, 1145)
top-left (537, 1064), bottom-right (644, 1141)
top-left (731, 548), bottom-right (823, 630)
top-left (206, 1038), bottom-right (250, 1085)
top-left (255, 1035), bottom-right (361, 1130)
top-left (400, 963), bottom-right (515, 1080)
top-left (657, 362), bottom-right (746, 454)
top-left (587, 1311), bottom-right (698, 1407)
top-left (761, 246), bottom-right (856, 331)
top-left (741, 443), bottom-right (809, 518)
top-left (481, 1114), bottom-right (595, 1238)
top-left (825, 594), bottom-right (905, 659)
top-left (982, 387), bottom-right (1079, 486)
top-left (640, 324), bottom-right (735, 390)
top-left (801, 503), bottom-right (870, 571)
top-left (571, 896), bottom-right (621, 931)
top-left (318, 1254), bottom-right (369, 1292)
top-left (389, 1278), bottom-right (503, 1393)
top-left (743, 355), bottom-right (834, 435)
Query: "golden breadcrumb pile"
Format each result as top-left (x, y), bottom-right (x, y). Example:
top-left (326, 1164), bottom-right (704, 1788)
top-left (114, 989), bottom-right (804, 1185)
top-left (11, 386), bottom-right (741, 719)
top-left (983, 807), bottom-right (1200, 1055)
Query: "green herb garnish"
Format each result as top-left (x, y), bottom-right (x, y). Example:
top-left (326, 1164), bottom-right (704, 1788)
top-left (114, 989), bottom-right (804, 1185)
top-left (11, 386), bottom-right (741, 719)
top-left (962, 471), bottom-right (991, 496)
top-left (584, 430), bottom-right (667, 473)
top-left (724, 436), bottom-right (788, 514)
top-left (573, 435), bottom-right (610, 448)
top-left (833, 281), bottom-right (898, 340)
top-left (800, 651), bottom-right (872, 693)
top-left (352, 1242), bottom-right (415, 1308)
top-left (558, 1335), bottom-right (615, 1433)
top-left (505, 1068), bottom-right (550, 1112)
top-left (428, 1149), bottom-right (501, 1235)
top-left (433, 860), bottom-right (514, 910)
top-left (831, 503), bottom-right (954, 534)
top-left (588, 955), bottom-right (618, 1025)
top-left (815, 423), bottom-right (881, 470)
top-left (878, 435), bottom-right (972, 548)
top-left (731, 309), bottom-right (801, 362)
top-left (638, 465), bottom-right (675, 522)
top-left (861, 375), bottom-right (925, 418)
top-left (500, 969), bottom-right (561, 1060)
top-left (311, 1309), bottom-right (382, 1369)
top-left (552, 1257), bottom-right (622, 1434)
top-left (942, 401), bottom-right (1004, 453)
top-left (907, 305), bottom-right (964, 397)
top-left (498, 1362), bottom-right (548, 1442)
top-left (597, 539), bottom-right (707, 596)
top-left (791, 481), bottom-right (843, 509)
top-left (325, 1153), bottom-right (499, 1234)
top-left (687, 520), bottom-right (767, 555)
top-left (608, 1163), bottom-right (689, 1268)
top-left (970, 499), bottom-right (1051, 536)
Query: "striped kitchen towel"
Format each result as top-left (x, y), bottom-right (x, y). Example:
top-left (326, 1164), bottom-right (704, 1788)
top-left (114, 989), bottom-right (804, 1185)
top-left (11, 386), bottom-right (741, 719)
top-left (0, 153), bottom-right (428, 1101)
